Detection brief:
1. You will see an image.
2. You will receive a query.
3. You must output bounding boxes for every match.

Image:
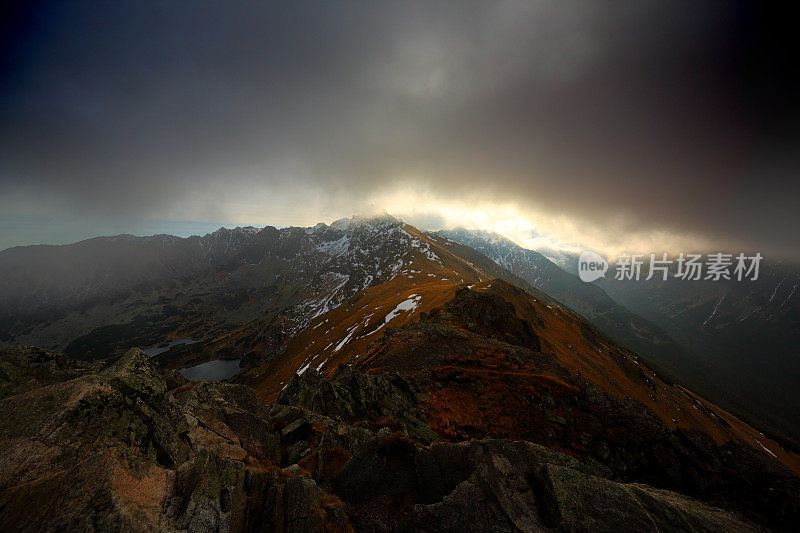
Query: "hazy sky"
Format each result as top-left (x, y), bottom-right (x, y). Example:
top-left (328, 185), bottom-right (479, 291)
top-left (1, 1), bottom-right (798, 258)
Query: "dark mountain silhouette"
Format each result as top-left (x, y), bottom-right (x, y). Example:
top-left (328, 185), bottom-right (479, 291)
top-left (597, 262), bottom-right (800, 446)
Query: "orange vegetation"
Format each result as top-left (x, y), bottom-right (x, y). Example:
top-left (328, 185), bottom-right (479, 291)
top-left (246, 226), bottom-right (800, 475)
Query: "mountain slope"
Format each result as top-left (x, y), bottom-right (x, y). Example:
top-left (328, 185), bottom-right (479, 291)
top-left (238, 224), bottom-right (557, 399)
top-left (219, 224), bottom-right (800, 528)
top-left (437, 230), bottom-right (701, 377)
top-left (0, 217), bottom-right (463, 360)
top-left (244, 276), bottom-right (800, 530)
top-left (439, 229), bottom-right (800, 446)
top-left (0, 216), bottom-right (558, 376)
top-left (596, 262), bottom-right (800, 444)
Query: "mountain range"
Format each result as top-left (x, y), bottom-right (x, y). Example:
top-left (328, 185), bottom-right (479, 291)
top-left (1, 215), bottom-right (799, 531)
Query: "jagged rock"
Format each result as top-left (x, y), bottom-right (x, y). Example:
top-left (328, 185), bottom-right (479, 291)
top-left (171, 452), bottom-right (247, 532)
top-left (278, 365), bottom-right (438, 444)
top-left (0, 345), bottom-right (98, 399)
top-left (283, 476), bottom-right (323, 530)
top-left (405, 480), bottom-right (515, 532)
top-left (104, 347), bottom-right (168, 397)
top-left (336, 438), bottom-right (761, 532)
top-left (535, 463), bottom-right (759, 532)
top-left (0, 349), bottom-right (189, 530)
top-left (175, 381), bottom-right (279, 463)
top-left (164, 367), bottom-right (188, 390)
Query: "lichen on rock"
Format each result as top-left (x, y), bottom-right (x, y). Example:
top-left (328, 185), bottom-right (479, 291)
top-left (278, 364), bottom-right (439, 444)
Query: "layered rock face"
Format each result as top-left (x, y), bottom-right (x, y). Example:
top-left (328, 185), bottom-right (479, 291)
top-left (0, 347), bottom-right (772, 532)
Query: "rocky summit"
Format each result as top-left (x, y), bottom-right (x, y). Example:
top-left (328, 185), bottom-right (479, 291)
top-left (0, 347), bottom-right (769, 532)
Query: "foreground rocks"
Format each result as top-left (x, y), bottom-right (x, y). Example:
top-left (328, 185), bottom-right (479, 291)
top-left (0, 347), bottom-right (776, 531)
top-left (344, 436), bottom-right (758, 532)
top-left (277, 364), bottom-right (438, 445)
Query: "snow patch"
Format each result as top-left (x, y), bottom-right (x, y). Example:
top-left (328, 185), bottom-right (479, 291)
top-left (332, 323), bottom-right (359, 353)
top-left (703, 295), bottom-right (725, 326)
top-left (384, 294), bottom-right (422, 324)
top-left (315, 235), bottom-right (350, 258)
top-left (756, 440), bottom-right (778, 458)
top-left (768, 279), bottom-right (784, 304)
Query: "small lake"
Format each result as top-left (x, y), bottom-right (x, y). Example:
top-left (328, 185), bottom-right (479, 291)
top-left (144, 338), bottom-right (200, 357)
top-left (179, 359), bottom-right (241, 381)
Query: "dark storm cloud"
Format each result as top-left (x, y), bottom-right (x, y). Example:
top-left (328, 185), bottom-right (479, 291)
top-left (1, 1), bottom-right (798, 256)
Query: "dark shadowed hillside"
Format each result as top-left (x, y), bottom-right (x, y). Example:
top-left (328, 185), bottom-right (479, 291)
top-left (440, 229), bottom-right (800, 447)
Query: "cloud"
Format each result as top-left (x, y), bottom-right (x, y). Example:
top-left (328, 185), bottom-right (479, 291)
top-left (1, 1), bottom-right (798, 257)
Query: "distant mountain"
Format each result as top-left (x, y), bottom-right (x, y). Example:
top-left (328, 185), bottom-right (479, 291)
top-left (596, 260), bottom-right (800, 445)
top-left (5, 220), bottom-right (798, 445)
top-left (0, 216), bottom-right (544, 368)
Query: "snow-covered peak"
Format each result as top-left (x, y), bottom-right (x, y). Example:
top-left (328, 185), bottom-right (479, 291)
top-left (438, 228), bottom-right (554, 275)
top-left (329, 214), bottom-right (403, 232)
top-left (443, 228), bottom-right (515, 247)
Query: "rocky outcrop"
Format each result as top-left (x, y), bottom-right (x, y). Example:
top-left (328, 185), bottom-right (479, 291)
top-left (335, 435), bottom-right (760, 532)
top-left (422, 286), bottom-right (542, 350)
top-left (0, 348), bottom-right (352, 532)
top-left (0, 347), bottom-right (778, 531)
top-left (278, 365), bottom-right (438, 444)
top-left (353, 285), bottom-right (800, 531)
top-left (0, 345), bottom-right (99, 399)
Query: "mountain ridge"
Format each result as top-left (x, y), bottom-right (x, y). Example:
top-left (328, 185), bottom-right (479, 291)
top-left (2, 215), bottom-right (800, 530)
